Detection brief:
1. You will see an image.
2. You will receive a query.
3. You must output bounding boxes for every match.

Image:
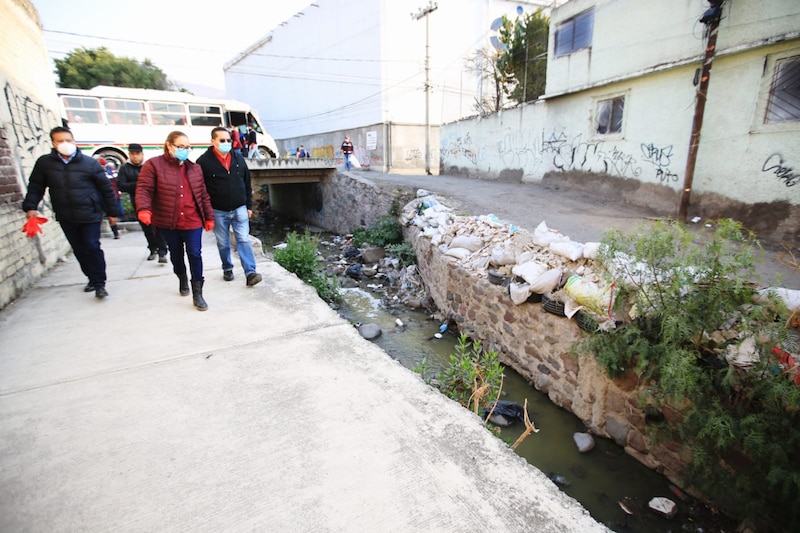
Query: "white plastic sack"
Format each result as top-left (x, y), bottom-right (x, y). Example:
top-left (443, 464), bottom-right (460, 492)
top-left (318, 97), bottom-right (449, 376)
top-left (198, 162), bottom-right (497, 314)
top-left (508, 281), bottom-right (532, 305)
top-left (444, 247), bottom-right (472, 259)
top-left (528, 268), bottom-right (563, 294)
top-left (583, 242), bottom-right (601, 260)
top-left (512, 261), bottom-right (548, 285)
top-left (754, 287), bottom-right (800, 313)
top-left (564, 275), bottom-right (615, 317)
top-left (450, 235), bottom-right (484, 252)
top-left (533, 221), bottom-right (569, 247)
top-left (550, 240), bottom-right (584, 261)
top-left (490, 245), bottom-right (516, 266)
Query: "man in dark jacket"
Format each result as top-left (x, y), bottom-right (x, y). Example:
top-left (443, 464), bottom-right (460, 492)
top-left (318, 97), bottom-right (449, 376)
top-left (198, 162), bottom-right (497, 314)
top-left (117, 143), bottom-right (167, 262)
top-left (197, 127), bottom-right (262, 287)
top-left (22, 126), bottom-right (121, 298)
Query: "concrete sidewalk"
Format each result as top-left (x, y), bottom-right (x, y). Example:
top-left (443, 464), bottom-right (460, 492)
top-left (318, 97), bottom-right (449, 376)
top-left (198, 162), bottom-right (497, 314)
top-left (0, 229), bottom-right (608, 532)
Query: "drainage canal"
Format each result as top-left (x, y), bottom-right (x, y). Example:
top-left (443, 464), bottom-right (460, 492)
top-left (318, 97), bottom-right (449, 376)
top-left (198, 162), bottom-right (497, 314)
top-left (254, 212), bottom-right (734, 533)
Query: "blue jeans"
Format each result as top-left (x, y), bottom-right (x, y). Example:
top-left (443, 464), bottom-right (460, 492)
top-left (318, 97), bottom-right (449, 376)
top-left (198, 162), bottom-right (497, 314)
top-left (159, 227), bottom-right (204, 282)
top-left (212, 206), bottom-right (257, 275)
top-left (344, 153), bottom-right (352, 171)
top-left (60, 221), bottom-right (106, 285)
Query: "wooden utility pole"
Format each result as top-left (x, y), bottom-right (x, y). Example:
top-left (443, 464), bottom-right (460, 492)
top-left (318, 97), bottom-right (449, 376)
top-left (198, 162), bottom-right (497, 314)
top-left (412, 2), bottom-right (438, 176)
top-left (678, 1), bottom-right (724, 222)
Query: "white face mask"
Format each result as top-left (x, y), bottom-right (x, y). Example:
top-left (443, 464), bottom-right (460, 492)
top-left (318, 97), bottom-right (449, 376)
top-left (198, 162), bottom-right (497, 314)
top-left (56, 141), bottom-right (77, 157)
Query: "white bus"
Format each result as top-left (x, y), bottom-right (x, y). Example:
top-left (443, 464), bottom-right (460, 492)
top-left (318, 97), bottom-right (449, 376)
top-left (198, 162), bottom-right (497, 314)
top-left (56, 85), bottom-right (279, 170)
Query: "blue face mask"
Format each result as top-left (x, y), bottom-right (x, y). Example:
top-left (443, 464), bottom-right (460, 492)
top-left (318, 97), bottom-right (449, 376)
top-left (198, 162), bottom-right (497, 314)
top-left (218, 142), bottom-right (232, 154)
top-left (174, 147), bottom-right (190, 161)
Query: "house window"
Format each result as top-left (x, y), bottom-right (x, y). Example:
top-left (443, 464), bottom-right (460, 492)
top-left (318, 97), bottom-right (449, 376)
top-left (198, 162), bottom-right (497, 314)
top-left (765, 56), bottom-right (800, 123)
top-left (596, 96), bottom-right (624, 135)
top-left (555, 8), bottom-right (594, 57)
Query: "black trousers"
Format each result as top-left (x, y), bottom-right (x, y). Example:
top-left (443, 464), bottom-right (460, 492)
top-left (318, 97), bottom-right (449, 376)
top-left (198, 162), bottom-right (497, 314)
top-left (59, 220), bottom-right (106, 285)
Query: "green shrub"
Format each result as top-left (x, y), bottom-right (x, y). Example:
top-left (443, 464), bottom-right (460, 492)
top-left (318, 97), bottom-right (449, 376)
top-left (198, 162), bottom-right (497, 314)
top-left (435, 334), bottom-right (505, 412)
top-left (351, 215), bottom-right (403, 247)
top-left (385, 242), bottom-right (416, 267)
top-left (274, 230), bottom-right (340, 302)
top-left (582, 219), bottom-right (798, 530)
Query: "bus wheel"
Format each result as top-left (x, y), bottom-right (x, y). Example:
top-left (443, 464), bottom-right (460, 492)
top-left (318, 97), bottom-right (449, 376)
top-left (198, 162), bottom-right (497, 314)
top-left (95, 149), bottom-right (126, 173)
top-left (258, 146), bottom-right (275, 159)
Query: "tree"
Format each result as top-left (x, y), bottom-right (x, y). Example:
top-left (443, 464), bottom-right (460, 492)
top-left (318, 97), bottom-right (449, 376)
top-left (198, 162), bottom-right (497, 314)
top-left (464, 47), bottom-right (504, 116)
top-left (496, 10), bottom-right (549, 104)
top-left (54, 47), bottom-right (169, 90)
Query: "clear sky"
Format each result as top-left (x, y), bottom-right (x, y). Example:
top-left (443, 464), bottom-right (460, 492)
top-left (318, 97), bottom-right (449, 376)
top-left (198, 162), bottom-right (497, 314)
top-left (33, 0), bottom-right (313, 96)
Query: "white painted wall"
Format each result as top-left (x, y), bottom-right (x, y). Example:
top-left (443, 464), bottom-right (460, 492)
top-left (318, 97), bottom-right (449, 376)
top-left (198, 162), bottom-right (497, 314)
top-left (224, 0), bottom-right (559, 140)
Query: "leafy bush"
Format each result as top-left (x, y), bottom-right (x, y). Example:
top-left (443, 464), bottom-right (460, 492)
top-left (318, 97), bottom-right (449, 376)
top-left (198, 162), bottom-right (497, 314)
top-left (435, 334), bottom-right (505, 412)
top-left (351, 215), bottom-right (403, 247)
top-left (582, 219), bottom-right (798, 530)
top-left (385, 242), bottom-right (416, 267)
top-left (274, 230), bottom-right (340, 302)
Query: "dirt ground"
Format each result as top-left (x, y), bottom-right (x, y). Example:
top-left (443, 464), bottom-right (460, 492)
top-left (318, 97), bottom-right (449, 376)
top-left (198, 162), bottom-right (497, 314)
top-left (366, 171), bottom-right (800, 290)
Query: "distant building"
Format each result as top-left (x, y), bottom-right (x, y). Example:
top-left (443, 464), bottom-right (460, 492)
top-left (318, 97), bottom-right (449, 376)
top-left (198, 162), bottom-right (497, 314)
top-left (224, 0), bottom-right (561, 173)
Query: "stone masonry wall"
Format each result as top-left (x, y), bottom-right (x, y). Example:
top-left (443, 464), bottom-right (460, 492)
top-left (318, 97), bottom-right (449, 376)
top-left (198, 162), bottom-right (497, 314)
top-left (407, 224), bottom-right (689, 485)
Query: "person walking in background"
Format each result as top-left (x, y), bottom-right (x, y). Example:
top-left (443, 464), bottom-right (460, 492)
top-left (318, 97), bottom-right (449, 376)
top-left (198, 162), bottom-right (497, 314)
top-left (197, 127), bottom-right (262, 287)
top-left (341, 135), bottom-right (354, 171)
top-left (117, 143), bottom-right (167, 262)
top-left (22, 126), bottom-right (120, 298)
top-left (230, 125), bottom-right (243, 155)
top-left (135, 131), bottom-right (215, 311)
top-left (296, 145), bottom-right (308, 158)
top-left (98, 157), bottom-right (122, 239)
top-left (246, 124), bottom-right (259, 159)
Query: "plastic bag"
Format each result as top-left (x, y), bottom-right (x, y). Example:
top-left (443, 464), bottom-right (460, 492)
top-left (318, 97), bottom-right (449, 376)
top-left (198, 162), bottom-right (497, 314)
top-left (508, 281), bottom-right (531, 305)
top-left (583, 242), bottom-right (601, 260)
top-left (564, 275), bottom-right (616, 317)
top-left (490, 245), bottom-right (516, 266)
top-left (532, 221), bottom-right (568, 246)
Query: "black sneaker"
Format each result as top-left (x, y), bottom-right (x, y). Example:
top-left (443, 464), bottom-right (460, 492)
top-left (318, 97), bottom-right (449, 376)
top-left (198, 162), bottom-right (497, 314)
top-left (147, 252), bottom-right (157, 261)
top-left (95, 285), bottom-right (108, 298)
top-left (223, 270), bottom-right (234, 281)
top-left (246, 272), bottom-right (262, 287)
top-left (158, 254), bottom-right (168, 264)
top-left (84, 282), bottom-right (95, 292)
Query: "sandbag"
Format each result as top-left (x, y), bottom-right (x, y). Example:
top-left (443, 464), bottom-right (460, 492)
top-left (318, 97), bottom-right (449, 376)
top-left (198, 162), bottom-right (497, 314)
top-left (754, 287), bottom-right (800, 313)
top-left (583, 242), bottom-right (601, 260)
top-left (550, 240), bottom-right (584, 261)
top-left (490, 245), bottom-right (516, 266)
top-left (512, 261), bottom-right (548, 285)
top-left (533, 221), bottom-right (569, 247)
top-left (444, 247), bottom-right (472, 259)
top-left (528, 268), bottom-right (562, 294)
top-left (509, 281), bottom-right (532, 305)
top-left (564, 275), bottom-right (615, 317)
top-left (451, 235), bottom-right (484, 252)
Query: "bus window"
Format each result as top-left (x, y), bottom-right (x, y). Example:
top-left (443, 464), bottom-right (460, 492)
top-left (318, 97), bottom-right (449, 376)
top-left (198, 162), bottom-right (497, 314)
top-left (247, 113), bottom-right (262, 133)
top-left (189, 105), bottom-right (222, 127)
top-left (62, 96), bottom-right (102, 124)
top-left (149, 102), bottom-right (187, 126)
top-left (104, 99), bottom-right (146, 125)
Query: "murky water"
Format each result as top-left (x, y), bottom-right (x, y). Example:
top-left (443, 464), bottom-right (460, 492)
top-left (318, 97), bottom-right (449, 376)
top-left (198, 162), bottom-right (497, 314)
top-left (256, 218), bottom-right (734, 532)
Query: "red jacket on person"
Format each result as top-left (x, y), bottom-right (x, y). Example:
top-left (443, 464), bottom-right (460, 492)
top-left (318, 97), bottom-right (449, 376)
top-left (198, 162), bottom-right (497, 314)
top-left (135, 154), bottom-right (214, 230)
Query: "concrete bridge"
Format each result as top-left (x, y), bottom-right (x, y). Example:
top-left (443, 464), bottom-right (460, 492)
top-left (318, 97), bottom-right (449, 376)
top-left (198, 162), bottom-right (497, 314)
top-left (246, 157), bottom-right (337, 185)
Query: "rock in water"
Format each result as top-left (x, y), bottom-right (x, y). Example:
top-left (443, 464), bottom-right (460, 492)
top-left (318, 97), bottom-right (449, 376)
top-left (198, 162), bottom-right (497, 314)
top-left (573, 432), bottom-right (595, 453)
top-left (357, 323), bottom-right (382, 340)
top-left (648, 497), bottom-right (677, 518)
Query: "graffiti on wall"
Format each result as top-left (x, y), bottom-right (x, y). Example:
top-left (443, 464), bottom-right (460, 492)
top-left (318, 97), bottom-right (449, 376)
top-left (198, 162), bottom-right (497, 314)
top-left (640, 143), bottom-right (679, 183)
top-left (312, 145), bottom-right (335, 158)
top-left (442, 128), bottom-right (686, 184)
top-left (4, 82), bottom-right (59, 174)
top-left (762, 153), bottom-right (799, 187)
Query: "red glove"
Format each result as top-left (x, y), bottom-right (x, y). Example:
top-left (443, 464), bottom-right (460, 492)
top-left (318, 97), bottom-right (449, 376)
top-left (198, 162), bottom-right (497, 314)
top-left (204, 220), bottom-right (215, 232)
top-left (138, 210), bottom-right (152, 225)
top-left (22, 216), bottom-right (48, 238)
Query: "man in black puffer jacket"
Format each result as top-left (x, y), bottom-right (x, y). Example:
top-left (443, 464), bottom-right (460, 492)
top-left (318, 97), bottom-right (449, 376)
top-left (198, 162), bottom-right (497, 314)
top-left (197, 127), bottom-right (261, 287)
top-left (22, 127), bottom-right (121, 298)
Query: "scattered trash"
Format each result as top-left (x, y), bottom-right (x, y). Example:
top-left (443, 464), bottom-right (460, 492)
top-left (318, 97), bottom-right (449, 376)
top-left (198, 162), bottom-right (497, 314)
top-left (691, 216), bottom-right (702, 223)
